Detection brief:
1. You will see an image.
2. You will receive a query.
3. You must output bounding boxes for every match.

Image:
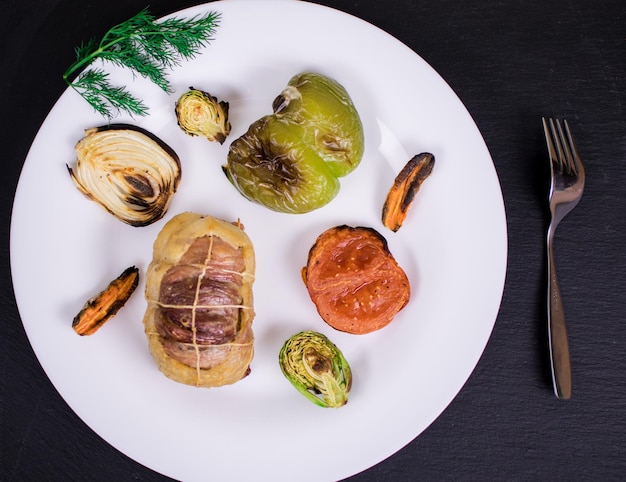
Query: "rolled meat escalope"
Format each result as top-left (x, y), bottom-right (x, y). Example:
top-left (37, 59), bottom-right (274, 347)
top-left (143, 212), bottom-right (255, 387)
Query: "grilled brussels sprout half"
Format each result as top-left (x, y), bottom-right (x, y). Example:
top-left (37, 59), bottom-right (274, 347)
top-left (279, 330), bottom-right (352, 408)
top-left (175, 88), bottom-right (231, 144)
top-left (224, 72), bottom-right (364, 214)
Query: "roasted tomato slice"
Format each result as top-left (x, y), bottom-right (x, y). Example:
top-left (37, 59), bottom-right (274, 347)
top-left (302, 225), bottom-right (410, 334)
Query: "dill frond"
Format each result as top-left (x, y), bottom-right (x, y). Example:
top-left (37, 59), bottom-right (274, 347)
top-left (63, 8), bottom-right (220, 118)
top-left (72, 69), bottom-right (149, 119)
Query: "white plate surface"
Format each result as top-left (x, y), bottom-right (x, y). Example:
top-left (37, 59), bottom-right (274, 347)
top-left (10, 1), bottom-right (507, 480)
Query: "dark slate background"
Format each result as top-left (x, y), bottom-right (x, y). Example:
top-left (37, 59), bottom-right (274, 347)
top-left (1, 0), bottom-right (625, 480)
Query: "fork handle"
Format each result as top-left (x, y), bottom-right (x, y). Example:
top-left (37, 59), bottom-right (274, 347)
top-left (547, 236), bottom-right (572, 400)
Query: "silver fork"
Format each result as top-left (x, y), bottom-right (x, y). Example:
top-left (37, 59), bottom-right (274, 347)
top-left (542, 117), bottom-right (585, 400)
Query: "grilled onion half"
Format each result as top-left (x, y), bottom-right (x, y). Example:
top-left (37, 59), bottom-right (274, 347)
top-left (67, 124), bottom-right (182, 227)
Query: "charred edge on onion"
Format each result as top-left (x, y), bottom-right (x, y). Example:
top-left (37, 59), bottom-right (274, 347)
top-left (67, 124), bottom-right (182, 227)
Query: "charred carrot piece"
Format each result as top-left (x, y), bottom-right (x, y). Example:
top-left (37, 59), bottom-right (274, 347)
top-left (382, 152), bottom-right (435, 232)
top-left (72, 266), bottom-right (139, 336)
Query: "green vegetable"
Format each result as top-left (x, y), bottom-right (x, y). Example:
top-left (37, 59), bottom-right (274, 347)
top-left (224, 115), bottom-right (340, 213)
top-left (63, 8), bottom-right (220, 119)
top-left (273, 72), bottom-right (364, 177)
top-left (224, 72), bottom-right (364, 214)
top-left (279, 331), bottom-right (352, 408)
top-left (175, 88), bottom-right (231, 143)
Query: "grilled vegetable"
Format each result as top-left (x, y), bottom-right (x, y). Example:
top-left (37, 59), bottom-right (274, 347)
top-left (382, 153), bottom-right (435, 232)
top-left (224, 115), bottom-right (340, 213)
top-left (143, 212), bottom-right (256, 388)
top-left (72, 266), bottom-right (139, 336)
top-left (302, 225), bottom-right (410, 334)
top-left (279, 331), bottom-right (352, 408)
top-left (175, 88), bottom-right (231, 143)
top-left (272, 72), bottom-right (364, 177)
top-left (224, 72), bottom-right (363, 214)
top-left (68, 124), bottom-right (181, 227)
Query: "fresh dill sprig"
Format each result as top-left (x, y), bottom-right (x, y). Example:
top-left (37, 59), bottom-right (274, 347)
top-left (63, 7), bottom-right (220, 119)
top-left (72, 69), bottom-right (150, 117)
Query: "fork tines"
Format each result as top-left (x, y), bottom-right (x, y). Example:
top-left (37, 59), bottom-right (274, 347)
top-left (542, 117), bottom-right (582, 176)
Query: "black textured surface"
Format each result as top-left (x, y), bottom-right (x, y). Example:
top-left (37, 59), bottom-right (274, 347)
top-left (1, 0), bottom-right (625, 480)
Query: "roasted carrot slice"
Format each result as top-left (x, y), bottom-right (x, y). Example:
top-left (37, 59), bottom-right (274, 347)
top-left (72, 266), bottom-right (139, 336)
top-left (382, 152), bottom-right (435, 232)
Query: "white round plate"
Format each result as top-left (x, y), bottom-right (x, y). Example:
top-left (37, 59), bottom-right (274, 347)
top-left (10, 1), bottom-right (507, 480)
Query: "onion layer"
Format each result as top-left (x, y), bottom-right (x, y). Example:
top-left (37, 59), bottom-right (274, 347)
top-left (67, 124), bottom-right (181, 227)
